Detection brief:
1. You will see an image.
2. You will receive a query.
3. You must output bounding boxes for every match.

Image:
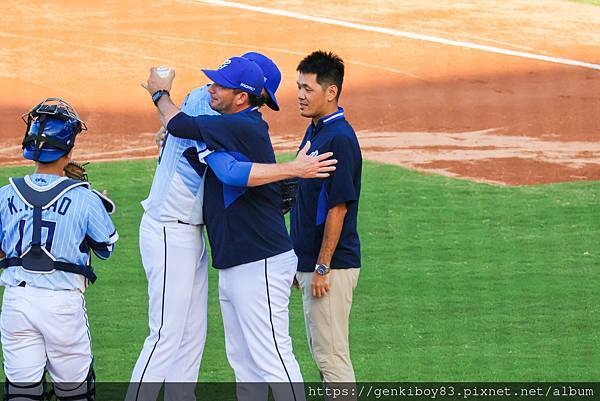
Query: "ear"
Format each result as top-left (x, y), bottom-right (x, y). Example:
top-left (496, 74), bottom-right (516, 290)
top-left (326, 85), bottom-right (338, 102)
top-left (235, 91), bottom-right (249, 107)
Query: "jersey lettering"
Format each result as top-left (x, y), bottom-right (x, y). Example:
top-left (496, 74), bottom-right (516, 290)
top-left (15, 218), bottom-right (57, 255)
top-left (7, 196), bottom-right (18, 215)
top-left (57, 197), bottom-right (71, 215)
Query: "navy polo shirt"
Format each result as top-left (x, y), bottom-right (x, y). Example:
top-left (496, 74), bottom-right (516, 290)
top-left (290, 107), bottom-right (362, 272)
top-left (167, 109), bottom-right (292, 269)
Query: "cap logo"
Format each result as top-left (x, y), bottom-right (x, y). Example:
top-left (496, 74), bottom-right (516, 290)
top-left (219, 59), bottom-right (232, 69)
top-left (240, 83), bottom-right (256, 91)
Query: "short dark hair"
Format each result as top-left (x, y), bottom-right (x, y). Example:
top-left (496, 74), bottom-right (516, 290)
top-left (233, 89), bottom-right (266, 108)
top-left (297, 50), bottom-right (345, 99)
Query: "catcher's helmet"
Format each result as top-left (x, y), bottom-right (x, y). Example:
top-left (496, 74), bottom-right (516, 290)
top-left (22, 98), bottom-right (87, 163)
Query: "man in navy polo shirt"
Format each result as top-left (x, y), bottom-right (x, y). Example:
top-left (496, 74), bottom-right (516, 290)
top-left (143, 57), bottom-right (305, 401)
top-left (291, 51), bottom-right (362, 391)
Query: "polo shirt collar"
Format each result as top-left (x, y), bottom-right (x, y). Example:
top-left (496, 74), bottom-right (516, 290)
top-left (311, 107), bottom-right (345, 133)
top-left (234, 106), bottom-right (260, 115)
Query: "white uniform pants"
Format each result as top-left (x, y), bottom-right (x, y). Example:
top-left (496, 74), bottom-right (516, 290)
top-left (0, 285), bottom-right (92, 384)
top-left (125, 214), bottom-right (208, 401)
top-left (219, 250), bottom-right (306, 401)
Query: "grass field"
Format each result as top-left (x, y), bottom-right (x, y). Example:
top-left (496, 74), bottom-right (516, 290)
top-left (0, 159), bottom-right (599, 382)
top-left (572, 0), bottom-right (600, 5)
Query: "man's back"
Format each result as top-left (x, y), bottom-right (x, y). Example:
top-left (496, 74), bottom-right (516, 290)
top-left (0, 174), bottom-right (117, 291)
top-left (195, 109), bottom-right (292, 268)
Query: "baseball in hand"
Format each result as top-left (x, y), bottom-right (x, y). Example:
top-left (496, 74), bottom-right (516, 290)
top-left (156, 66), bottom-right (171, 78)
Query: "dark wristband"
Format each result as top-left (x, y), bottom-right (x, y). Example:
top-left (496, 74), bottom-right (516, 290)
top-left (152, 89), bottom-right (170, 106)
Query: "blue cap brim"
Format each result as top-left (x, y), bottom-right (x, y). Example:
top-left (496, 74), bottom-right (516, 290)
top-left (265, 88), bottom-right (280, 111)
top-left (23, 148), bottom-right (65, 163)
top-left (201, 69), bottom-right (238, 89)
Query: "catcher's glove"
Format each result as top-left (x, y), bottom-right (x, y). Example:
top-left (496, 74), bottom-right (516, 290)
top-left (64, 161), bottom-right (89, 181)
top-left (280, 178), bottom-right (299, 215)
top-left (63, 161), bottom-right (117, 215)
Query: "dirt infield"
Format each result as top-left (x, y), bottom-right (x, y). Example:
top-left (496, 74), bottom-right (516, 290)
top-left (1, 0), bottom-right (599, 185)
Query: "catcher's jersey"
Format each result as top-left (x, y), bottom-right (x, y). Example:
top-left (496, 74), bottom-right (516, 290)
top-left (141, 85), bottom-right (218, 225)
top-left (0, 174), bottom-right (118, 291)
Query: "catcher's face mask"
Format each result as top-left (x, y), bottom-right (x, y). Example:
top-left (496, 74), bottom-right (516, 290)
top-left (21, 98), bottom-right (87, 163)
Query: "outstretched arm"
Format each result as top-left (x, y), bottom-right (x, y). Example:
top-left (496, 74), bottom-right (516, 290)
top-left (247, 141), bottom-right (336, 186)
top-left (205, 141), bottom-right (337, 187)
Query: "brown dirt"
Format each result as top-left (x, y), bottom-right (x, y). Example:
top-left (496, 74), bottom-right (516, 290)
top-left (1, 0), bottom-right (599, 186)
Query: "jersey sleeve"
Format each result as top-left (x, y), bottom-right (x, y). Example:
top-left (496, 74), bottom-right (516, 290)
top-left (192, 115), bottom-right (250, 151)
top-left (166, 112), bottom-right (205, 141)
top-left (167, 112), bottom-right (267, 155)
top-left (85, 193), bottom-right (118, 260)
top-left (325, 135), bottom-right (359, 208)
top-left (205, 151), bottom-right (252, 187)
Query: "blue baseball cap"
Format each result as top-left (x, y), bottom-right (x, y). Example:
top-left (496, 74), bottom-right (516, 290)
top-left (242, 52), bottom-right (281, 111)
top-left (202, 57), bottom-right (265, 97)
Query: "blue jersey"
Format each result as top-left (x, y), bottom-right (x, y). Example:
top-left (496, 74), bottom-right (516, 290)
top-left (141, 85), bottom-right (219, 224)
top-left (167, 108), bottom-right (292, 269)
top-left (290, 108), bottom-right (362, 272)
top-left (0, 174), bottom-right (118, 291)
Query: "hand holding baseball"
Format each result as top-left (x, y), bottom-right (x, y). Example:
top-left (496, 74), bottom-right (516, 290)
top-left (142, 66), bottom-right (175, 94)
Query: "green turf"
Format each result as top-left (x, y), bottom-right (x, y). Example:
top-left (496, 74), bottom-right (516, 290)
top-left (0, 159), bottom-right (598, 382)
top-left (571, 0), bottom-right (600, 5)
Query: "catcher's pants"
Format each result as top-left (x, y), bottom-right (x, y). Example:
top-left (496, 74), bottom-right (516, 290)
top-left (125, 213), bottom-right (208, 401)
top-left (296, 268), bottom-right (360, 386)
top-left (219, 250), bottom-right (306, 401)
top-left (0, 285), bottom-right (92, 384)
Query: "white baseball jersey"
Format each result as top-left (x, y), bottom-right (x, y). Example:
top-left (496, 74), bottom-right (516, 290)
top-left (126, 85), bottom-right (216, 400)
top-left (0, 174), bottom-right (118, 291)
top-left (141, 85), bottom-right (217, 225)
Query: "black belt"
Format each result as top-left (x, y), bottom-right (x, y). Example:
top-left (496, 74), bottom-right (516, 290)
top-left (177, 220), bottom-right (203, 227)
top-left (18, 281), bottom-right (26, 287)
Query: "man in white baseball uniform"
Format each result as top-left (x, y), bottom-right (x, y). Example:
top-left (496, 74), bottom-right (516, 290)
top-left (129, 53), bottom-right (335, 401)
top-left (0, 98), bottom-right (118, 401)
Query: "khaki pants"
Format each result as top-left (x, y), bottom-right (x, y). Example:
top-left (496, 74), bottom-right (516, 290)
top-left (296, 268), bottom-right (360, 384)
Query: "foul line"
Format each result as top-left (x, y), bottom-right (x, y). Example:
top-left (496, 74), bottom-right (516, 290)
top-left (196, 0), bottom-right (600, 71)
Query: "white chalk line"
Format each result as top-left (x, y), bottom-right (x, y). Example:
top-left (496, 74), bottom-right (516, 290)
top-left (195, 0), bottom-right (600, 71)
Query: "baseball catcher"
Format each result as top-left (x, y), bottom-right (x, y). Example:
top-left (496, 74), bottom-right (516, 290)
top-left (0, 98), bottom-right (118, 400)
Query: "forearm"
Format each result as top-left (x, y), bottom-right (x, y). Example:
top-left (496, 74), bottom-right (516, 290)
top-left (0, 249), bottom-right (5, 259)
top-left (317, 204), bottom-right (348, 266)
top-left (247, 162), bottom-right (301, 187)
top-left (156, 94), bottom-right (181, 127)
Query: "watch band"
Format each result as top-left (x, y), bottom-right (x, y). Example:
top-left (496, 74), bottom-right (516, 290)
top-left (152, 89), bottom-right (170, 106)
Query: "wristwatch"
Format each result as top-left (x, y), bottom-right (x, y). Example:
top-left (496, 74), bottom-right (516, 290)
top-left (152, 89), bottom-right (170, 106)
top-left (315, 263), bottom-right (330, 275)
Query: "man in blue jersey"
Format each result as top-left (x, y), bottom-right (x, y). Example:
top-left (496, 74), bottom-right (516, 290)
top-left (0, 98), bottom-right (118, 401)
top-left (142, 57), bottom-right (306, 401)
top-left (292, 51), bottom-right (362, 399)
